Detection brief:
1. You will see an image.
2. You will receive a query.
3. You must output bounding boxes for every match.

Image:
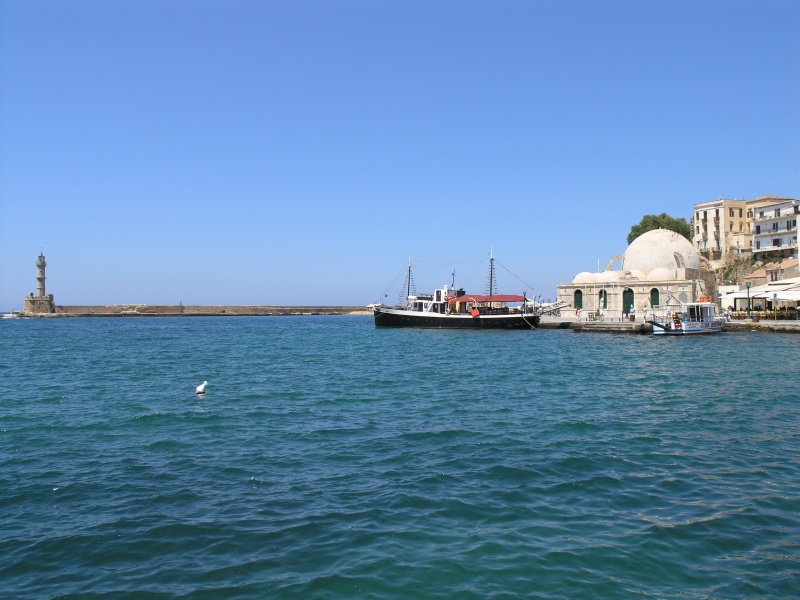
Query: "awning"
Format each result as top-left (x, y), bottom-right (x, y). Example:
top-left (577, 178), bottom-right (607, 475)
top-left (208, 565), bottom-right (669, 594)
top-left (448, 294), bottom-right (527, 304)
top-left (755, 290), bottom-right (800, 301)
top-left (723, 290), bottom-right (800, 302)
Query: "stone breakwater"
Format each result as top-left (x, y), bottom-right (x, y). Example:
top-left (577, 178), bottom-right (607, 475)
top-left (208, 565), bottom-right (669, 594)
top-left (27, 305), bottom-right (371, 317)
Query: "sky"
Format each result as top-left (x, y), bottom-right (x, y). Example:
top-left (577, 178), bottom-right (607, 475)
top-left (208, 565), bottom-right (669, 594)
top-left (1, 0), bottom-right (798, 310)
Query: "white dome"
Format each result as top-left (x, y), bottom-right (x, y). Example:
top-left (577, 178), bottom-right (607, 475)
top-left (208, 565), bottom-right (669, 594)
top-left (647, 267), bottom-right (676, 281)
top-left (622, 229), bottom-right (699, 273)
top-left (573, 272), bottom-right (597, 284)
top-left (626, 269), bottom-right (646, 280)
top-left (596, 270), bottom-right (621, 283)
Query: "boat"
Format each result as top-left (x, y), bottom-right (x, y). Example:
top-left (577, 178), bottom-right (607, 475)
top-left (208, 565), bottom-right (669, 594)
top-left (372, 251), bottom-right (540, 329)
top-left (1, 310), bottom-right (23, 319)
top-left (647, 297), bottom-right (725, 335)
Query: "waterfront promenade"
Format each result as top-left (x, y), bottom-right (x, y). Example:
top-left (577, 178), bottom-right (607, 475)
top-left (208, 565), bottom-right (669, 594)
top-left (539, 315), bottom-right (800, 333)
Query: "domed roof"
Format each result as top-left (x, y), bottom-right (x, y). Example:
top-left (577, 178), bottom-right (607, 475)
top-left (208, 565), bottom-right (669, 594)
top-left (596, 270), bottom-right (621, 283)
top-left (647, 267), bottom-right (676, 281)
top-left (573, 272), bottom-right (597, 284)
top-left (622, 229), bottom-right (699, 273)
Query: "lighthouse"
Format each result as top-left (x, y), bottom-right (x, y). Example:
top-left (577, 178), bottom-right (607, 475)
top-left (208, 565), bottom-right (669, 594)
top-left (23, 252), bottom-right (56, 314)
top-left (36, 253), bottom-right (47, 297)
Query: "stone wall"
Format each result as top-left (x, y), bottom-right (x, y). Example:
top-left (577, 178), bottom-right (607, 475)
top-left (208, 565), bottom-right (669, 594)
top-left (41, 305), bottom-right (368, 317)
top-left (23, 295), bottom-right (56, 314)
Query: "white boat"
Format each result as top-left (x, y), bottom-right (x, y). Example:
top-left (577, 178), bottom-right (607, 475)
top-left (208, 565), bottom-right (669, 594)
top-left (647, 298), bottom-right (725, 335)
top-left (1, 310), bottom-right (23, 319)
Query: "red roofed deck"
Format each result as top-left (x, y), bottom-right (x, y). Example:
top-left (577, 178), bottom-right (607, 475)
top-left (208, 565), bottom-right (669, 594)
top-left (448, 294), bottom-right (527, 304)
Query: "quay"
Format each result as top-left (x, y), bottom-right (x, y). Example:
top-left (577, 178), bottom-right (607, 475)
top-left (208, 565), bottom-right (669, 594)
top-left (538, 315), bottom-right (800, 334)
top-left (18, 307), bottom-right (800, 332)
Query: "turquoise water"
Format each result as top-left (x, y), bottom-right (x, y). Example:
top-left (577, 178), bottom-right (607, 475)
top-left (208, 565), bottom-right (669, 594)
top-left (1, 317), bottom-right (798, 598)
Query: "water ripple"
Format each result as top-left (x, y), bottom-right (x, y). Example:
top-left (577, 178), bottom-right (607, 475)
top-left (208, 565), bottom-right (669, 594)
top-left (0, 320), bottom-right (798, 598)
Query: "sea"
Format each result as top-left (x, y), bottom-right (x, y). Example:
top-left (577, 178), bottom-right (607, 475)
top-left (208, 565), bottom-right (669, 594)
top-left (1, 316), bottom-right (798, 599)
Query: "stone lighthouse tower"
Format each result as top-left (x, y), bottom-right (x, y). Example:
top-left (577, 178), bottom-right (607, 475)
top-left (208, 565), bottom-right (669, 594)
top-left (23, 252), bottom-right (56, 314)
top-left (36, 252), bottom-right (47, 297)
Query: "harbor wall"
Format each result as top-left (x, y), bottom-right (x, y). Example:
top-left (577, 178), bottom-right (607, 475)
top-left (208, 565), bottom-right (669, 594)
top-left (37, 305), bottom-right (370, 317)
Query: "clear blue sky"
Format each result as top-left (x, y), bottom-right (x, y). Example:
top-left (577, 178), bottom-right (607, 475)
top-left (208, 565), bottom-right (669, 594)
top-left (1, 0), bottom-right (797, 310)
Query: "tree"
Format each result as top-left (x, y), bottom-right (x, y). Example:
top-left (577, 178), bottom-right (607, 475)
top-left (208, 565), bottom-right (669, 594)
top-left (627, 213), bottom-right (692, 245)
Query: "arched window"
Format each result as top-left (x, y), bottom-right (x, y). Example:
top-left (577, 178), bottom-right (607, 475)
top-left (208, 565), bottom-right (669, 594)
top-left (574, 290), bottom-right (583, 309)
top-left (650, 288), bottom-right (660, 307)
top-left (598, 289), bottom-right (607, 309)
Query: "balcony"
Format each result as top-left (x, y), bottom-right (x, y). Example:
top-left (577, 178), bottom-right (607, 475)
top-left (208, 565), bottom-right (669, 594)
top-left (753, 240), bottom-right (797, 253)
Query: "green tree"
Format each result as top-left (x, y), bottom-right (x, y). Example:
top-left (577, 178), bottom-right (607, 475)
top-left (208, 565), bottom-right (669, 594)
top-left (627, 213), bottom-right (692, 245)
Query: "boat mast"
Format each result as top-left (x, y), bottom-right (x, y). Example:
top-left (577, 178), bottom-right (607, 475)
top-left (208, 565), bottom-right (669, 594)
top-left (407, 255), bottom-right (411, 300)
top-left (486, 244), bottom-right (497, 299)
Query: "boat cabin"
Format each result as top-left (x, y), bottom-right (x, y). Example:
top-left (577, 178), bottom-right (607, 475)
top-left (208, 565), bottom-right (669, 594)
top-left (406, 285), bottom-right (526, 316)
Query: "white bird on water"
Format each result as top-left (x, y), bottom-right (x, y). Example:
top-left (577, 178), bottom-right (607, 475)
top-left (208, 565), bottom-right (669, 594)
top-left (196, 381), bottom-right (208, 395)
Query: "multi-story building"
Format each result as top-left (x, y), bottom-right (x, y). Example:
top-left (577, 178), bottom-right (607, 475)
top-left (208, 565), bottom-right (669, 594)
top-left (692, 195), bottom-right (798, 268)
top-left (692, 198), bottom-right (750, 266)
top-left (752, 198), bottom-right (799, 261)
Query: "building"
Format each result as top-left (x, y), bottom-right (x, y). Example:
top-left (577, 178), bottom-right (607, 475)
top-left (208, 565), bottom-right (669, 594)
top-left (557, 229), bottom-right (716, 320)
top-left (692, 195), bottom-right (798, 269)
top-left (752, 199), bottom-right (799, 261)
top-left (23, 253), bottom-right (56, 314)
top-left (722, 276), bottom-right (800, 316)
top-left (692, 198), bottom-right (750, 265)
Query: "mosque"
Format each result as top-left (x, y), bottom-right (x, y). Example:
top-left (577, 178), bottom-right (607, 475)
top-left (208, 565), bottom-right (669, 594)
top-left (556, 229), bottom-right (717, 320)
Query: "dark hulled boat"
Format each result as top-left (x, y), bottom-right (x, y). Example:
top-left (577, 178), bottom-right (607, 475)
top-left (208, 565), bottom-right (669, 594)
top-left (372, 252), bottom-right (540, 329)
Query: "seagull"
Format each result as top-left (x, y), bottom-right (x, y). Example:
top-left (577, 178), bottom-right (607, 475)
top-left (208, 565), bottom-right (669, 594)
top-left (196, 381), bottom-right (208, 395)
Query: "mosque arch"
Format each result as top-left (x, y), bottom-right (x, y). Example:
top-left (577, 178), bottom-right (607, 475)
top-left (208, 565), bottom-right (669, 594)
top-left (574, 290), bottom-right (583, 309)
top-left (606, 254), bottom-right (624, 271)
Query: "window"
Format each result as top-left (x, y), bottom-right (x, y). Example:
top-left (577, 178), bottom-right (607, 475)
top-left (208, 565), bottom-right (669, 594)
top-left (756, 240), bottom-right (761, 249)
top-left (598, 290), bottom-right (607, 309)
top-left (773, 223), bottom-right (779, 232)
top-left (574, 290), bottom-right (583, 309)
top-left (747, 210), bottom-right (753, 218)
top-left (729, 208), bottom-right (735, 217)
top-left (650, 288), bottom-right (660, 307)
top-left (739, 208), bottom-right (743, 217)
top-left (755, 225), bottom-right (761, 234)
top-left (774, 239), bottom-right (782, 247)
